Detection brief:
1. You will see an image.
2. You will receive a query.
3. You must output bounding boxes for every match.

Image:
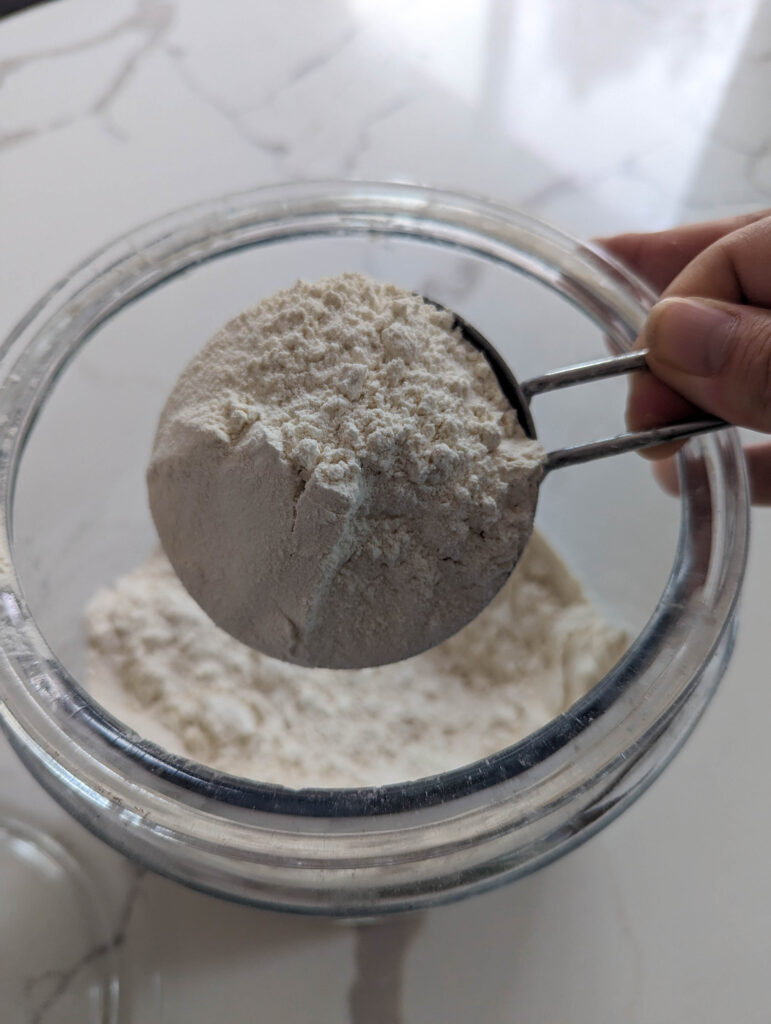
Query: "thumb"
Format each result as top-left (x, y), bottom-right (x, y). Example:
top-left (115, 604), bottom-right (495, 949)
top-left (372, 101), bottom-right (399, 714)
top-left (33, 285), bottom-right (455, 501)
top-left (642, 296), bottom-right (771, 433)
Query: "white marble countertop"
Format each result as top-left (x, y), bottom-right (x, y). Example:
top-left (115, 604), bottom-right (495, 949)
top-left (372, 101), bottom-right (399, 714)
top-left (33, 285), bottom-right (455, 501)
top-left (1, 1), bottom-right (771, 1021)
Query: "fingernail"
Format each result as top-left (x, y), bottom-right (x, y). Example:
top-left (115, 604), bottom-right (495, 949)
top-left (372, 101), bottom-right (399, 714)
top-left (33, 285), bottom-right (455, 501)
top-left (648, 297), bottom-right (737, 377)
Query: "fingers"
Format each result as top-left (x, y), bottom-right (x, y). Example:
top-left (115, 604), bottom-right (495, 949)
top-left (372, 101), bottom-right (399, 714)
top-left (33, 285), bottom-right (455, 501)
top-left (745, 443), bottom-right (771, 504)
top-left (604, 211), bottom-right (771, 500)
top-left (596, 209), bottom-right (771, 293)
top-left (624, 214), bottom-right (771, 481)
top-left (649, 443), bottom-right (771, 505)
top-left (640, 297), bottom-right (771, 433)
top-left (651, 457), bottom-right (680, 496)
top-left (659, 214), bottom-right (771, 307)
top-left (625, 370), bottom-right (702, 460)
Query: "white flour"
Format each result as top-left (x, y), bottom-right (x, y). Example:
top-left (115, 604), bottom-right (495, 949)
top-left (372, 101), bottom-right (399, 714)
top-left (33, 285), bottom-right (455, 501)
top-left (85, 531), bottom-right (627, 789)
top-left (147, 273), bottom-right (543, 669)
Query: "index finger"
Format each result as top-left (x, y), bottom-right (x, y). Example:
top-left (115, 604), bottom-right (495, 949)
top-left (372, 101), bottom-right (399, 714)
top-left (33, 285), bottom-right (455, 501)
top-left (596, 209), bottom-right (771, 293)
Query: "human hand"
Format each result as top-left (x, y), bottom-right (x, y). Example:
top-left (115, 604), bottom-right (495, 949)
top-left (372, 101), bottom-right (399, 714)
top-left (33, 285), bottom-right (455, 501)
top-left (598, 210), bottom-right (771, 504)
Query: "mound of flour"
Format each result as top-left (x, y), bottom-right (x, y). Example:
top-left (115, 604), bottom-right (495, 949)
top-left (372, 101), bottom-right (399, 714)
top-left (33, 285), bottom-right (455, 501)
top-left (147, 273), bottom-right (544, 669)
top-left (85, 531), bottom-right (627, 789)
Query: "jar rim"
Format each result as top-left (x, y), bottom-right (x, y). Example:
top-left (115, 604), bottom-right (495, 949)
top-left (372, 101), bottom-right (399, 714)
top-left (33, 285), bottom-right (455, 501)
top-left (0, 181), bottom-right (749, 910)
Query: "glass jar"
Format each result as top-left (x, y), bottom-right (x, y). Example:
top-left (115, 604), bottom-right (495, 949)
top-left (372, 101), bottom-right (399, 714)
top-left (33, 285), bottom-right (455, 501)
top-left (0, 182), bottom-right (748, 915)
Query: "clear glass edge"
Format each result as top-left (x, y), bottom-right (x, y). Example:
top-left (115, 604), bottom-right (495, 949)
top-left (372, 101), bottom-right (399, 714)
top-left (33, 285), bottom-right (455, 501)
top-left (0, 181), bottom-right (750, 911)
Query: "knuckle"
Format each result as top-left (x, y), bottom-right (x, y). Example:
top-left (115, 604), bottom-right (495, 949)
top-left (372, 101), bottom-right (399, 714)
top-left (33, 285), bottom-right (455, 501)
top-left (731, 314), bottom-right (771, 426)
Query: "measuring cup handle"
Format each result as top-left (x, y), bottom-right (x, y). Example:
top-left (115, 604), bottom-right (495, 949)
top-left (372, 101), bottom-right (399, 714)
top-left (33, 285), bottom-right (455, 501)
top-left (520, 350), bottom-right (728, 473)
top-left (521, 350), bottom-right (650, 400)
top-left (543, 417), bottom-right (725, 473)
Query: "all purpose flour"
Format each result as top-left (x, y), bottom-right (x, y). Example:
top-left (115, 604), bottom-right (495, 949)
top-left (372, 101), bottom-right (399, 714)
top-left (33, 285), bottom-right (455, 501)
top-left (85, 531), bottom-right (627, 788)
top-left (147, 273), bottom-right (544, 669)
